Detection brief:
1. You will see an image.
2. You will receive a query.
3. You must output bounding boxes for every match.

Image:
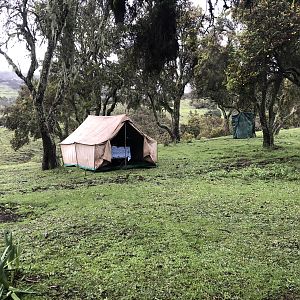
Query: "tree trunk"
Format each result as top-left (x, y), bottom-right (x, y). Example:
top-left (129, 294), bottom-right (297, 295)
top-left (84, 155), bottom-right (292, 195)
top-left (148, 93), bottom-right (175, 141)
top-left (34, 38), bottom-right (60, 170)
top-left (35, 102), bottom-right (59, 170)
top-left (259, 105), bottom-right (274, 148)
top-left (256, 73), bottom-right (275, 149)
top-left (41, 127), bottom-right (59, 170)
top-left (172, 98), bottom-right (181, 142)
top-left (262, 127), bottom-right (274, 148)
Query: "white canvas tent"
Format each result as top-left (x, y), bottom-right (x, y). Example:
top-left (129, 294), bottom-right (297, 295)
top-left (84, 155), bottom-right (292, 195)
top-left (60, 114), bottom-right (157, 170)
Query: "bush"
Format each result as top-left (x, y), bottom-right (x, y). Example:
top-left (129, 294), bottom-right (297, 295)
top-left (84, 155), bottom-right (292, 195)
top-left (204, 109), bottom-right (222, 118)
top-left (181, 132), bottom-right (194, 143)
top-left (189, 98), bottom-right (217, 109)
top-left (127, 107), bottom-right (172, 144)
top-left (184, 111), bottom-right (202, 138)
top-left (184, 112), bottom-right (226, 139)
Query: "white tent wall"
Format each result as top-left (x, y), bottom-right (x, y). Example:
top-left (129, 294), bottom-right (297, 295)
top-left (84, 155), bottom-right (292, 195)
top-left (75, 144), bottom-right (95, 170)
top-left (61, 144), bottom-right (77, 166)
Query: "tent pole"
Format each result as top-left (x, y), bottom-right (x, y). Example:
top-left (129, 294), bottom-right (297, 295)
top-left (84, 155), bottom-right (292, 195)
top-left (124, 122), bottom-right (127, 167)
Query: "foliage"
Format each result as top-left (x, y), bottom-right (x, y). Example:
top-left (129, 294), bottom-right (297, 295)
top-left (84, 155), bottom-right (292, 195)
top-left (274, 80), bottom-right (300, 133)
top-left (110, 0), bottom-right (179, 73)
top-left (189, 98), bottom-right (216, 110)
top-left (3, 87), bottom-right (39, 150)
top-left (180, 131), bottom-right (194, 142)
top-left (183, 111), bottom-right (226, 139)
top-left (193, 20), bottom-right (237, 135)
top-left (204, 109), bottom-right (222, 118)
top-left (194, 29), bottom-right (235, 110)
top-left (139, 2), bottom-right (204, 141)
top-left (0, 231), bottom-right (23, 300)
top-left (228, 0), bottom-right (300, 148)
top-left (128, 106), bottom-right (173, 144)
top-left (132, 0), bottom-right (179, 73)
top-left (0, 0), bottom-right (78, 170)
top-left (183, 111), bottom-right (202, 138)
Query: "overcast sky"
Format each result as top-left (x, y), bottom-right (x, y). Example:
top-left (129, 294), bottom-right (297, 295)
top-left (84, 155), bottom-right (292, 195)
top-left (0, 0), bottom-right (222, 73)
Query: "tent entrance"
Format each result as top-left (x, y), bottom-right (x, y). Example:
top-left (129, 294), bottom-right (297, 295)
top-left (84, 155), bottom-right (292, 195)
top-left (109, 121), bottom-right (144, 168)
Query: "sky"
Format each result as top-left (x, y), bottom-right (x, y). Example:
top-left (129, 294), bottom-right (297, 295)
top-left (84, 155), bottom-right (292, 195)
top-left (0, 0), bottom-right (222, 73)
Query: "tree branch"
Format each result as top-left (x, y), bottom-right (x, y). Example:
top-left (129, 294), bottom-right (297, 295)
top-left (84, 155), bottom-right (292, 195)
top-left (0, 48), bottom-right (26, 82)
top-left (148, 92), bottom-right (175, 140)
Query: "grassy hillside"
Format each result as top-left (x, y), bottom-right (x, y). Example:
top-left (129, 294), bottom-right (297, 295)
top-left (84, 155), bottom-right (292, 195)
top-left (0, 128), bottom-right (299, 299)
top-left (0, 84), bottom-right (18, 99)
top-left (180, 99), bottom-right (209, 124)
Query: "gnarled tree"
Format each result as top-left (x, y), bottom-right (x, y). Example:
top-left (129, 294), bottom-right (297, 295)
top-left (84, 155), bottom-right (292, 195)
top-left (228, 0), bottom-right (300, 148)
top-left (0, 0), bottom-right (77, 170)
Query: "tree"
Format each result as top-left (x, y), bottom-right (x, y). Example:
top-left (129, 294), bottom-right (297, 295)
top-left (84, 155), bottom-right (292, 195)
top-left (3, 86), bottom-right (39, 150)
top-left (142, 2), bottom-right (203, 141)
top-left (227, 0), bottom-right (300, 148)
top-left (193, 17), bottom-right (237, 135)
top-left (273, 80), bottom-right (300, 134)
top-left (1, 0), bottom-right (186, 167)
top-left (0, 0), bottom-right (77, 169)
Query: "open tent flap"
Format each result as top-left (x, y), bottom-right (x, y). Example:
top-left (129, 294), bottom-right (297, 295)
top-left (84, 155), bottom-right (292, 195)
top-left (143, 137), bottom-right (157, 163)
top-left (111, 121), bottom-right (144, 162)
top-left (94, 141), bottom-right (111, 169)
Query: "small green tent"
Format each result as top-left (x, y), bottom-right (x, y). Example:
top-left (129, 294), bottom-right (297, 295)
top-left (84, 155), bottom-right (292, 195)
top-left (232, 112), bottom-right (255, 139)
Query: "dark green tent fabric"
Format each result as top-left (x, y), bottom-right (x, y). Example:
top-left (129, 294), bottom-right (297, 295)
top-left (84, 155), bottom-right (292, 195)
top-left (232, 112), bottom-right (255, 139)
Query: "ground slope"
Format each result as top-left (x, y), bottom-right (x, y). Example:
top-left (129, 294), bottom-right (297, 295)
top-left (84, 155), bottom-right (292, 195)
top-left (0, 128), bottom-right (299, 299)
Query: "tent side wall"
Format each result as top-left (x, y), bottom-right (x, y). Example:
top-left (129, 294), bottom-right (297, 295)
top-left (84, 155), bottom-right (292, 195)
top-left (232, 112), bottom-right (255, 139)
top-left (143, 138), bottom-right (157, 164)
top-left (94, 142), bottom-right (112, 169)
top-left (75, 144), bottom-right (96, 170)
top-left (61, 144), bottom-right (77, 166)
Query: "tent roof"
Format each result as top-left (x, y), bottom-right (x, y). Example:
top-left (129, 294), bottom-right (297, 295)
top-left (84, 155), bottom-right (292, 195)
top-left (60, 114), bottom-right (146, 146)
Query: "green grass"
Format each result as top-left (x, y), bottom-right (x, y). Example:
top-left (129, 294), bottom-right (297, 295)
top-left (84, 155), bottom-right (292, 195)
top-left (0, 84), bottom-right (18, 99)
top-left (180, 99), bottom-right (208, 124)
top-left (0, 128), bottom-right (299, 299)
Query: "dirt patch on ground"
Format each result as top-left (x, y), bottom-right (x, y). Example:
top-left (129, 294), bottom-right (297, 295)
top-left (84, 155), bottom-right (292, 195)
top-left (265, 288), bottom-right (300, 300)
top-left (223, 155), bottom-right (300, 171)
top-left (0, 205), bottom-right (21, 222)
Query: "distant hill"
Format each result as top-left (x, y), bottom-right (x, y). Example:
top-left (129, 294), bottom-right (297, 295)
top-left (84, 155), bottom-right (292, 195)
top-left (0, 71), bottom-right (22, 90)
top-left (0, 71), bottom-right (22, 105)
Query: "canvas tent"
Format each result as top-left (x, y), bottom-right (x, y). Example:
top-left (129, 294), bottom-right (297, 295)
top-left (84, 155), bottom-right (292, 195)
top-left (60, 115), bottom-right (157, 170)
top-left (232, 112), bottom-right (255, 139)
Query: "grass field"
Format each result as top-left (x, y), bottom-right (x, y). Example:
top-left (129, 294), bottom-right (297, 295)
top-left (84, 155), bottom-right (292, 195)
top-left (0, 84), bottom-right (18, 99)
top-left (180, 99), bottom-right (209, 124)
top-left (0, 128), bottom-right (299, 299)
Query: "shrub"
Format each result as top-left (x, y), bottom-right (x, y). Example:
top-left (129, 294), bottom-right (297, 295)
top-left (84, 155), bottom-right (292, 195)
top-left (185, 111), bottom-right (202, 138)
top-left (189, 98), bottom-right (216, 109)
top-left (128, 107), bottom-right (173, 144)
top-left (204, 109), bottom-right (222, 118)
top-left (181, 132), bottom-right (194, 143)
top-left (0, 231), bottom-right (34, 300)
top-left (184, 112), bottom-right (226, 139)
